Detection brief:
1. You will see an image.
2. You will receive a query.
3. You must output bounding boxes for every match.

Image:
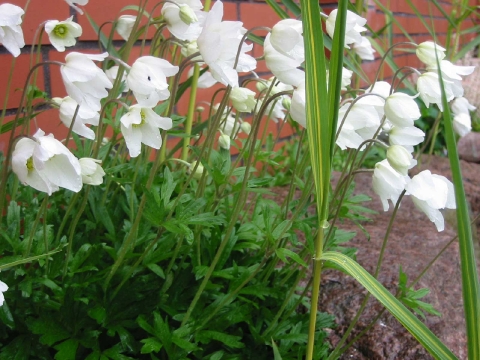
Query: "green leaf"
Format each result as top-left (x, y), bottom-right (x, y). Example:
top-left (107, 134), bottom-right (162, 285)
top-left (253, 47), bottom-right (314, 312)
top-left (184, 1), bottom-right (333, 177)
top-left (54, 339), bottom-right (79, 360)
top-left (196, 330), bottom-right (244, 349)
top-left (271, 339), bottom-right (283, 360)
top-left (271, 220), bottom-right (292, 240)
top-left (321, 252), bottom-right (458, 359)
top-left (140, 338), bottom-right (163, 354)
top-left (275, 248), bottom-right (307, 268)
top-left (435, 51), bottom-right (480, 358)
top-left (265, 0), bottom-right (289, 19)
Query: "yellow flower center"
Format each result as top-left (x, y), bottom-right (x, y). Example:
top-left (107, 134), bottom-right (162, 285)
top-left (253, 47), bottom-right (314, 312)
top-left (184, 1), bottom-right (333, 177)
top-left (53, 24), bottom-right (68, 38)
top-left (132, 110), bottom-right (146, 128)
top-left (26, 157), bottom-right (34, 171)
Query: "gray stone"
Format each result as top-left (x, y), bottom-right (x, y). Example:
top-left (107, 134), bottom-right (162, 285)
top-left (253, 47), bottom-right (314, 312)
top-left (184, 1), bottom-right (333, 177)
top-left (458, 132), bottom-right (480, 163)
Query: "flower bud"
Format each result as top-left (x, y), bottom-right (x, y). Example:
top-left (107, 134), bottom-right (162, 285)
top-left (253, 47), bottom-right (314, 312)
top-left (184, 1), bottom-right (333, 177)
top-left (189, 161), bottom-right (204, 180)
top-left (386, 145), bottom-right (415, 175)
top-left (256, 81), bottom-right (267, 92)
top-left (196, 106), bottom-right (205, 113)
top-left (116, 15), bottom-right (136, 41)
top-left (282, 96), bottom-right (291, 110)
top-left (240, 122), bottom-right (251, 135)
top-left (179, 4), bottom-right (198, 25)
top-left (218, 134), bottom-right (230, 150)
top-left (416, 41), bottom-right (446, 66)
top-left (230, 87), bottom-right (256, 113)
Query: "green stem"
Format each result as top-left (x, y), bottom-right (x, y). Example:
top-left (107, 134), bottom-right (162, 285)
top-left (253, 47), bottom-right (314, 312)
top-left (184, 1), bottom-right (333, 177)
top-left (181, 64), bottom-right (200, 161)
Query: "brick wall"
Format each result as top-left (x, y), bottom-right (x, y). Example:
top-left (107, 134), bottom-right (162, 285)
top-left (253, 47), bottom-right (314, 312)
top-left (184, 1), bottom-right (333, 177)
top-left (0, 0), bottom-right (477, 152)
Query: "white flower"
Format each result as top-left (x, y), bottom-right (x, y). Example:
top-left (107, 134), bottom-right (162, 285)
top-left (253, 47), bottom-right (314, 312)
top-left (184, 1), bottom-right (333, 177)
top-left (53, 96), bottom-right (100, 140)
top-left (230, 86), bottom-right (256, 112)
top-left (406, 170), bottom-right (456, 231)
top-left (197, 0), bottom-right (256, 87)
top-left (326, 9), bottom-right (367, 48)
top-left (270, 19), bottom-right (304, 62)
top-left (386, 145), bottom-right (417, 175)
top-left (162, 0), bottom-right (205, 41)
top-left (384, 92), bottom-right (421, 127)
top-left (372, 159), bottom-right (408, 211)
top-left (120, 105), bottom-right (173, 157)
top-left (65, 0), bottom-right (89, 14)
top-left (451, 97), bottom-right (476, 137)
top-left (12, 129), bottom-right (82, 194)
top-left (336, 102), bottom-right (381, 150)
top-left (127, 56), bottom-right (179, 107)
top-left (116, 15), bottom-right (136, 41)
top-left (264, 33), bottom-right (304, 87)
top-left (61, 52), bottom-right (112, 112)
top-left (104, 65), bottom-right (129, 92)
top-left (256, 97), bottom-right (287, 123)
top-left (0, 3), bottom-right (25, 57)
top-left (290, 79), bottom-right (306, 127)
top-left (388, 125), bottom-right (425, 152)
top-left (188, 66), bottom-right (217, 88)
top-left (427, 60), bottom-right (475, 98)
top-left (416, 41), bottom-right (446, 66)
top-left (416, 71), bottom-right (454, 111)
top-left (218, 133), bottom-right (230, 149)
top-left (353, 36), bottom-right (375, 60)
top-left (45, 16), bottom-right (82, 52)
top-left (79, 158), bottom-right (105, 185)
top-left (0, 280), bottom-right (7, 306)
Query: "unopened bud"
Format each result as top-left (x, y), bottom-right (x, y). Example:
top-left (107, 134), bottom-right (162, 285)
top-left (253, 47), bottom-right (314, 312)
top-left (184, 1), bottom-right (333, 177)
top-left (189, 161), bottom-right (204, 180)
top-left (179, 4), bottom-right (198, 25)
top-left (196, 106), bottom-right (205, 113)
top-left (256, 81), bottom-right (268, 92)
top-left (386, 145), bottom-right (415, 175)
top-left (240, 122), bottom-right (251, 135)
top-left (218, 134), bottom-right (230, 150)
top-left (282, 96), bottom-right (291, 110)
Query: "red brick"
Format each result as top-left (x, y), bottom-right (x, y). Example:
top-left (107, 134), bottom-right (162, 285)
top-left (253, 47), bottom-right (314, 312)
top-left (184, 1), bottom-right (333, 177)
top-left (239, 3), bottom-right (281, 30)
top-left (0, 53), bottom-right (46, 110)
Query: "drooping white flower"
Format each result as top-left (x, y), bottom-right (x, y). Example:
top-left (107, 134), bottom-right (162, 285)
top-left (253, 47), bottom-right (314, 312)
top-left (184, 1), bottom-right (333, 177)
top-left (427, 60), bottom-right (475, 98)
top-left (218, 111), bottom-right (240, 138)
top-left (364, 81), bottom-right (391, 118)
top-left (197, 1), bottom-right (256, 87)
top-left (290, 79), bottom-right (306, 127)
top-left (79, 158), bottom-right (105, 185)
top-left (116, 15), bottom-right (136, 41)
top-left (388, 125), bottom-right (425, 152)
top-left (384, 92), bottom-right (421, 127)
top-left (416, 71), bottom-right (454, 111)
top-left (405, 170), bottom-right (456, 231)
top-left (353, 36), bottom-right (375, 60)
top-left (65, 0), bottom-right (89, 14)
top-left (416, 41), bottom-right (446, 66)
top-left (53, 96), bottom-right (100, 140)
top-left (230, 86), bottom-right (256, 113)
top-left (270, 19), bottom-right (304, 62)
top-left (451, 97), bottom-right (476, 137)
top-left (372, 159), bottom-right (408, 211)
top-left (326, 9), bottom-right (367, 48)
top-left (61, 52), bottom-right (112, 112)
top-left (120, 105), bottom-right (173, 157)
top-left (45, 16), bottom-right (82, 52)
top-left (264, 33), bottom-right (304, 87)
top-left (126, 56), bottom-right (179, 107)
top-left (0, 280), bottom-right (7, 306)
top-left (0, 3), bottom-right (25, 57)
top-left (386, 145), bottom-right (417, 175)
top-left (162, 0), bottom-right (205, 41)
top-left (12, 129), bottom-right (82, 194)
top-left (336, 101), bottom-right (381, 150)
